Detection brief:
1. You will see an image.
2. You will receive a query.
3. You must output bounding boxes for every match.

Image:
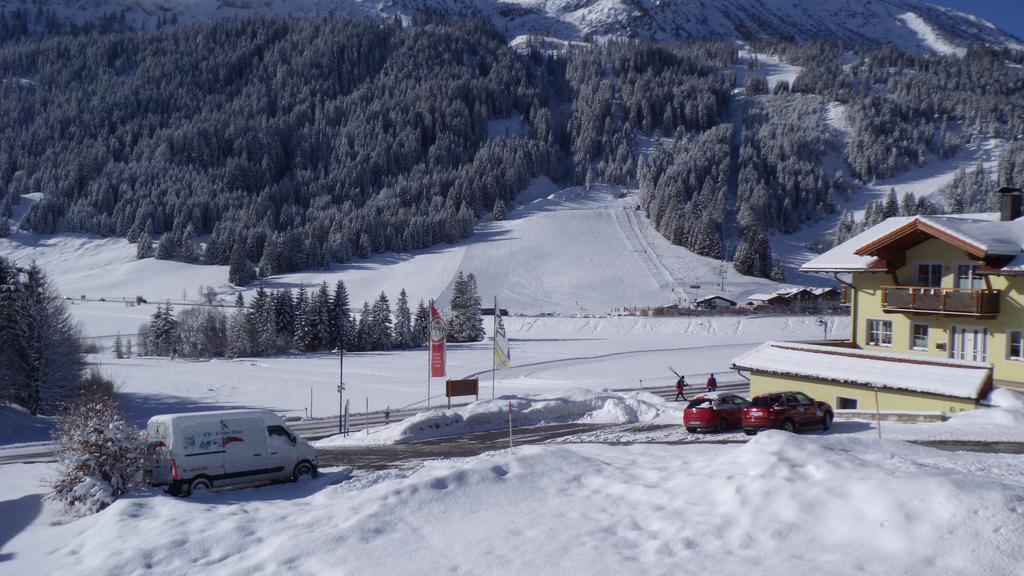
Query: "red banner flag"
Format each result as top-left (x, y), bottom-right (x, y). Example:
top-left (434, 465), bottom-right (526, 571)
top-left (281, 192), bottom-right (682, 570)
top-left (430, 305), bottom-right (447, 378)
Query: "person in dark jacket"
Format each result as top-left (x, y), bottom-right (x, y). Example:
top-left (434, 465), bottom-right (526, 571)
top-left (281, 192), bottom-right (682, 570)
top-left (706, 373), bottom-right (718, 392)
top-left (674, 376), bottom-right (687, 401)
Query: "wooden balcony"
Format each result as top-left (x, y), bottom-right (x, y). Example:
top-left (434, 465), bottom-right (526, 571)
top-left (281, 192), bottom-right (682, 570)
top-left (881, 286), bottom-right (1000, 317)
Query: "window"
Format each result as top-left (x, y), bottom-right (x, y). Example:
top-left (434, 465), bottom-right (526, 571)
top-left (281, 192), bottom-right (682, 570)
top-left (956, 264), bottom-right (984, 289)
top-left (916, 264), bottom-right (943, 287)
top-left (1010, 331), bottom-right (1024, 361)
top-left (911, 323), bottom-right (929, 350)
top-left (837, 397), bottom-right (858, 410)
top-left (867, 319), bottom-right (893, 347)
top-left (793, 392), bottom-right (813, 404)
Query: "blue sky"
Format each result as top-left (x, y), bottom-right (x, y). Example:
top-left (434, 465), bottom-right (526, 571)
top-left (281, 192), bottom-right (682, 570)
top-left (927, 0), bottom-right (1024, 40)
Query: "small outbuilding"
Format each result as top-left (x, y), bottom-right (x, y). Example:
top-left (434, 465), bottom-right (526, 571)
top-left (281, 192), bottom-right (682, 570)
top-left (731, 341), bottom-right (992, 416)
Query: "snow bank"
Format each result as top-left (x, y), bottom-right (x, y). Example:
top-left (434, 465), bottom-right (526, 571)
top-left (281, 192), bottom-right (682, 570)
top-left (4, 434), bottom-right (1023, 575)
top-left (315, 389), bottom-right (680, 446)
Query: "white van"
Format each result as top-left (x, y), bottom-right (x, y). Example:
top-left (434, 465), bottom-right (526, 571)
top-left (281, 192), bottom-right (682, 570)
top-left (143, 409), bottom-right (318, 496)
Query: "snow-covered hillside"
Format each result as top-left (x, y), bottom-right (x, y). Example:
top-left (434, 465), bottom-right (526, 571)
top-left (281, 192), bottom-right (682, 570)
top-left (0, 179), bottom-right (785, 318)
top-left (3, 0), bottom-right (1020, 52)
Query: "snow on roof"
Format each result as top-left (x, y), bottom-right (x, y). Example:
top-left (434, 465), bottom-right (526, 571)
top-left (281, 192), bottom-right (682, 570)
top-left (695, 295), bottom-right (736, 304)
top-left (731, 341), bottom-right (991, 399)
top-left (802, 214), bottom-right (1024, 273)
top-left (745, 293), bottom-right (780, 302)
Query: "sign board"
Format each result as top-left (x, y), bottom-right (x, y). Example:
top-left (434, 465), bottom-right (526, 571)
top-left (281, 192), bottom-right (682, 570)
top-left (446, 378), bottom-right (479, 408)
top-left (689, 284), bottom-right (701, 289)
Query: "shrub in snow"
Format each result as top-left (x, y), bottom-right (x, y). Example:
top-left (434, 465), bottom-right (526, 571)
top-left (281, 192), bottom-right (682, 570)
top-left (51, 370), bottom-right (143, 515)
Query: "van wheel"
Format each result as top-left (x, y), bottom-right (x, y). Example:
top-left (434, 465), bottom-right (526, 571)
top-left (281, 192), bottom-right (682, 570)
top-left (293, 461), bottom-right (316, 481)
top-left (188, 477), bottom-right (212, 496)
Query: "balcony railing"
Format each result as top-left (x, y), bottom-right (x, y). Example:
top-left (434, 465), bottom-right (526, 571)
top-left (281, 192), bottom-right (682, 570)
top-left (881, 286), bottom-right (1000, 316)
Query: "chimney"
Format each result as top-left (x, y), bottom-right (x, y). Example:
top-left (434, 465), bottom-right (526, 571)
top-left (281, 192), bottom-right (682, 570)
top-left (998, 187), bottom-right (1024, 221)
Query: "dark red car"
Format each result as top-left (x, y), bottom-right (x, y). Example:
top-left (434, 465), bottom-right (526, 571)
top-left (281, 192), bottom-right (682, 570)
top-left (684, 394), bottom-right (749, 433)
top-left (742, 391), bottom-right (833, 436)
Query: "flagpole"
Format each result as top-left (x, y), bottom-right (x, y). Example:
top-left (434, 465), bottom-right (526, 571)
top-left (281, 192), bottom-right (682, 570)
top-left (427, 298), bottom-right (432, 409)
top-left (492, 296), bottom-right (497, 399)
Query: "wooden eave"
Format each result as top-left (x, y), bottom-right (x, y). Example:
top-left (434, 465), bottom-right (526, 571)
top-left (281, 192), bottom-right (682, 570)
top-left (854, 219), bottom-right (988, 259)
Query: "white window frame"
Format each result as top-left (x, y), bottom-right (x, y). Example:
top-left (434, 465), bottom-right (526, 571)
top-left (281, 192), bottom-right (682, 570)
top-left (836, 396), bottom-right (859, 410)
top-left (955, 263), bottom-right (985, 290)
top-left (1009, 330), bottom-right (1024, 362)
top-left (915, 262), bottom-right (943, 288)
top-left (910, 322), bottom-right (930, 351)
top-left (949, 324), bottom-right (990, 362)
top-left (866, 318), bottom-right (893, 348)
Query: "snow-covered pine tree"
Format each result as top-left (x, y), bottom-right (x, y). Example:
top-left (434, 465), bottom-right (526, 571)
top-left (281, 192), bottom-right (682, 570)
top-left (393, 288), bottom-right (413, 349)
top-left (464, 274), bottom-right (484, 342)
top-left (155, 233), bottom-right (176, 260)
top-left (179, 224), bottom-right (200, 263)
top-left (51, 370), bottom-right (143, 515)
top-left (448, 272), bottom-right (468, 341)
top-left (881, 188), bottom-right (899, 219)
top-left (235, 292), bottom-right (245, 309)
top-left (412, 299), bottom-right (429, 347)
top-left (771, 257), bottom-right (786, 282)
top-left (332, 280), bottom-right (353, 350)
top-left (733, 228), bottom-right (771, 279)
top-left (113, 333), bottom-right (123, 359)
top-left (125, 338), bottom-right (132, 358)
top-left (228, 242), bottom-right (255, 286)
top-left (492, 198), bottom-right (507, 221)
top-left (355, 301), bottom-right (372, 351)
top-left (273, 288), bottom-right (295, 342)
top-left (136, 225), bottom-right (153, 260)
top-left (370, 292), bottom-right (393, 350)
top-left (449, 272), bottom-right (484, 343)
top-left (246, 285), bottom-right (271, 356)
top-left (226, 308), bottom-right (250, 358)
top-left (293, 286), bottom-right (312, 352)
top-left (316, 281), bottom-right (331, 350)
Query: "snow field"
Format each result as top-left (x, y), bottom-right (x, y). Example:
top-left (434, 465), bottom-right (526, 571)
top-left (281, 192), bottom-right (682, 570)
top-left (3, 433), bottom-right (1023, 575)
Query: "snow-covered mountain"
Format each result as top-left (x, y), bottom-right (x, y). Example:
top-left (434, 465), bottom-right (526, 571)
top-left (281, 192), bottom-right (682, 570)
top-left (4, 0), bottom-right (1021, 52)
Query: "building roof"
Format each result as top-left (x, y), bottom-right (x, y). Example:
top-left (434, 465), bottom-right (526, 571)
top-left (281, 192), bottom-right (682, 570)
top-left (731, 341), bottom-right (991, 400)
top-left (802, 213), bottom-right (1024, 274)
top-left (694, 295), bottom-right (736, 305)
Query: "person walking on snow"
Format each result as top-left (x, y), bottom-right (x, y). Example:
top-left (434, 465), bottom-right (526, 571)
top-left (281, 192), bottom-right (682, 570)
top-left (706, 373), bottom-right (718, 392)
top-left (384, 406), bottom-right (392, 425)
top-left (674, 376), bottom-right (687, 401)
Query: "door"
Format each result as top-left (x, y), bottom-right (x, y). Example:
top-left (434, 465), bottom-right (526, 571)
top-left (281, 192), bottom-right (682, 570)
top-left (949, 326), bottom-right (989, 362)
top-left (220, 417), bottom-right (268, 481)
top-left (266, 425), bottom-right (296, 479)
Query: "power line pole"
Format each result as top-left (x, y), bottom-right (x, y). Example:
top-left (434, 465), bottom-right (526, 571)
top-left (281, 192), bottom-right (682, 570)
top-left (337, 346), bottom-right (345, 434)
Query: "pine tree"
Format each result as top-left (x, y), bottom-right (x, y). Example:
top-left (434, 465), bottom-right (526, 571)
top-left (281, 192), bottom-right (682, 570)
top-left (355, 301), bottom-right (372, 351)
top-left (155, 233), bottom-right (176, 260)
top-left (770, 257), bottom-right (786, 282)
top-left (125, 338), bottom-right (132, 358)
top-left (226, 308), bottom-right (250, 358)
top-left (733, 228), bottom-right (772, 279)
top-left (315, 281), bottom-right (331, 351)
top-left (136, 225), bottom-right (153, 260)
top-left (492, 198), bottom-right (507, 221)
top-left (449, 272), bottom-right (484, 343)
top-left (881, 188), bottom-right (899, 219)
top-left (393, 288), bottom-right (413, 349)
top-left (228, 242), bottom-right (255, 286)
top-left (179, 224), bottom-right (200, 263)
top-left (246, 285), bottom-right (272, 356)
top-left (274, 288), bottom-right (295, 342)
top-left (332, 280), bottom-right (353, 350)
top-left (113, 333), bottom-right (123, 359)
top-left (293, 286), bottom-right (312, 352)
top-left (370, 292), bottom-right (393, 350)
top-left (7, 263), bottom-right (85, 415)
top-left (412, 299), bottom-right (430, 347)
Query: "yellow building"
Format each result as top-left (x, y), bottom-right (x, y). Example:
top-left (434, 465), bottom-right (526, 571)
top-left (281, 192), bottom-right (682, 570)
top-left (732, 188), bottom-right (1024, 414)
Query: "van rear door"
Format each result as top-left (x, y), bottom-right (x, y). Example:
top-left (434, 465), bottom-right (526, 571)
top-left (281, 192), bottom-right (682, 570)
top-left (220, 417), bottom-right (268, 480)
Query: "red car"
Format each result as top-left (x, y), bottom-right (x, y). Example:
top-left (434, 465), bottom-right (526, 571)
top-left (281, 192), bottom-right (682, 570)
top-left (742, 391), bottom-right (833, 436)
top-left (684, 394), bottom-right (749, 433)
